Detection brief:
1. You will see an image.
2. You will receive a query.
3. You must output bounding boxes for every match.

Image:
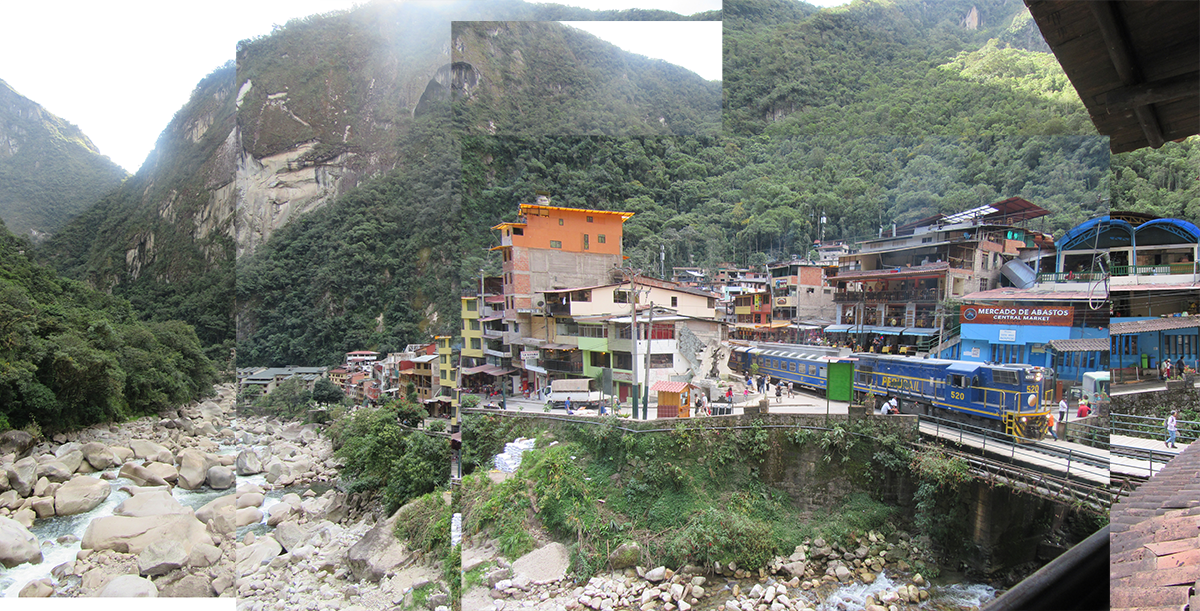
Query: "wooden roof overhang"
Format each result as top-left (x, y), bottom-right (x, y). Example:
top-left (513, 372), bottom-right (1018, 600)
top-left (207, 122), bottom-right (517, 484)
top-left (1025, 0), bottom-right (1199, 153)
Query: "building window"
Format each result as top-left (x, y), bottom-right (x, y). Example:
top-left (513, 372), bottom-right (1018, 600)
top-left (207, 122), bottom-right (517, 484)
top-left (583, 234), bottom-right (589, 250)
top-left (649, 353), bottom-right (673, 368)
top-left (470, 320), bottom-right (480, 330)
top-left (470, 338), bottom-right (480, 350)
top-left (559, 218), bottom-right (564, 226)
top-left (614, 290), bottom-right (631, 304)
top-left (598, 234), bottom-right (606, 244)
top-left (614, 352), bottom-right (633, 370)
top-left (589, 351), bottom-right (610, 367)
top-left (513, 227), bottom-right (523, 235)
top-left (466, 300), bottom-right (476, 311)
top-left (671, 296), bottom-right (678, 307)
top-left (587, 216), bottom-right (594, 223)
top-left (550, 240), bottom-right (562, 248)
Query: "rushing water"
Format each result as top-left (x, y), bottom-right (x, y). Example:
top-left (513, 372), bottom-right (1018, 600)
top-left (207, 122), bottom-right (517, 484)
top-left (0, 468), bottom-right (228, 597)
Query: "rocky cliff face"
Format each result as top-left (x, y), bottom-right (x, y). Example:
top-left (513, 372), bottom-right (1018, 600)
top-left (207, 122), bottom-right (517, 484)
top-left (233, 3), bottom-right (454, 257)
top-left (0, 79), bottom-right (128, 240)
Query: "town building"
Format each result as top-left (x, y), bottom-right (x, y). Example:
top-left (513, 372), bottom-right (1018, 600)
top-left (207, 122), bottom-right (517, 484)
top-left (237, 366), bottom-right (328, 396)
top-left (825, 197), bottom-right (1053, 355)
top-left (767, 259), bottom-right (836, 342)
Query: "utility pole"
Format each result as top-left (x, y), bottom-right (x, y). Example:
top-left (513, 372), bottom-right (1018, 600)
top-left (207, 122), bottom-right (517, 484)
top-left (644, 302), bottom-right (654, 417)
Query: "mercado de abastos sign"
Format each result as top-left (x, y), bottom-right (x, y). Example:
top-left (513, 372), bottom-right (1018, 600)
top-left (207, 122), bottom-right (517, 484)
top-left (959, 305), bottom-right (1074, 326)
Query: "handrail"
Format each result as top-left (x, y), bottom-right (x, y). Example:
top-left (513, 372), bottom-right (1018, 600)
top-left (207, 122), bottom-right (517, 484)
top-left (919, 415), bottom-right (1109, 472)
top-left (1111, 412), bottom-right (1198, 444)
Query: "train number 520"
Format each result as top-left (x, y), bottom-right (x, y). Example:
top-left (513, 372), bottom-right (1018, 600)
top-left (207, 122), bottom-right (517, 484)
top-left (950, 391), bottom-right (966, 400)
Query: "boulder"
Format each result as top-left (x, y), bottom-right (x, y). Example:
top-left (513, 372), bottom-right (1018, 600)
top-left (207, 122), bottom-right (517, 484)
top-left (206, 465), bottom-right (234, 490)
top-left (118, 463), bottom-right (168, 488)
top-left (236, 536), bottom-right (282, 577)
top-left (645, 566), bottom-right (667, 582)
top-left (80, 442), bottom-right (117, 471)
top-left (36, 459), bottom-right (74, 483)
top-left (265, 502), bottom-right (294, 526)
top-left (346, 509), bottom-right (412, 581)
top-left (110, 446), bottom-right (134, 464)
top-left (176, 449), bottom-right (209, 490)
top-left (31, 496), bottom-right (56, 518)
top-left (57, 450), bottom-right (84, 475)
top-left (273, 520), bottom-right (310, 552)
top-left (137, 536), bottom-right (190, 576)
top-left (235, 507), bottom-right (262, 527)
top-left (0, 430), bottom-right (36, 457)
top-left (188, 542), bottom-right (222, 568)
top-left (236, 492), bottom-right (264, 508)
top-left (195, 494), bottom-right (235, 524)
top-left (129, 440), bottom-right (173, 464)
top-left (0, 489), bottom-right (21, 510)
top-left (32, 476), bottom-right (51, 497)
top-left (0, 515), bottom-right (42, 568)
top-left (6, 457), bottom-right (37, 497)
top-left (81, 512), bottom-right (209, 554)
top-left (18, 577), bottom-right (54, 597)
top-left (512, 542), bottom-right (571, 585)
top-left (157, 573), bottom-right (215, 597)
top-left (113, 489), bottom-right (187, 517)
top-left (98, 574), bottom-right (158, 597)
top-left (608, 542), bottom-right (641, 570)
top-left (55, 476), bottom-right (112, 516)
top-left (235, 450), bottom-right (263, 475)
top-left (142, 461), bottom-right (178, 484)
top-left (11, 507), bottom-right (35, 528)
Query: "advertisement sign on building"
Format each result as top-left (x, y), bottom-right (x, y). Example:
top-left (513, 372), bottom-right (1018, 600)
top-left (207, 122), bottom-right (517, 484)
top-left (520, 351), bottom-right (539, 360)
top-left (998, 329), bottom-right (1017, 342)
top-left (960, 305), bottom-right (1074, 326)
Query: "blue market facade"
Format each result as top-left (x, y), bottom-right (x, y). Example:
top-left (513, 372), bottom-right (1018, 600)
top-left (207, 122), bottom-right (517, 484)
top-left (954, 305), bottom-right (1107, 383)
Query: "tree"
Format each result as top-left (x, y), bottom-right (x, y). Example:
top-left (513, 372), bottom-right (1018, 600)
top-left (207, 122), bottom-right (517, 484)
top-left (254, 376), bottom-right (313, 416)
top-left (312, 377), bottom-right (345, 404)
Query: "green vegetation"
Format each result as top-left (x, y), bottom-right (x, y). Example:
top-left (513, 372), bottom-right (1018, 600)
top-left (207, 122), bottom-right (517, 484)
top-left (330, 399), bottom-right (449, 513)
top-left (36, 63), bottom-right (236, 365)
top-left (463, 417), bottom-right (920, 580)
top-left (453, 21), bottom-right (719, 137)
top-left (0, 218), bottom-right (216, 434)
top-left (0, 79), bottom-right (128, 239)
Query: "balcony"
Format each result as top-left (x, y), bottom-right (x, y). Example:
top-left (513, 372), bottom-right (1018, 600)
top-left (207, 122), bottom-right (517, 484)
top-left (483, 327), bottom-right (503, 339)
top-left (543, 359), bottom-right (584, 374)
top-left (1111, 264), bottom-right (1194, 276)
top-left (1036, 271), bottom-right (1108, 283)
top-left (834, 289), bottom-right (940, 303)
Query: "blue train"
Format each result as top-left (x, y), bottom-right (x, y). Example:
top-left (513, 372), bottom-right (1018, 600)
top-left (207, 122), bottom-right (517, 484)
top-left (729, 342), bottom-right (1054, 441)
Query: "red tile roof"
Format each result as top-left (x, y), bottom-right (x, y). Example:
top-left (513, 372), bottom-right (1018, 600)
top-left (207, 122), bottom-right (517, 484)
top-left (651, 381), bottom-right (692, 393)
top-left (1110, 442), bottom-right (1200, 611)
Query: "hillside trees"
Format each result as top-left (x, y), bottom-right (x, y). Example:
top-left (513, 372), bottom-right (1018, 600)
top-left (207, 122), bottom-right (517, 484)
top-left (0, 221), bottom-right (216, 433)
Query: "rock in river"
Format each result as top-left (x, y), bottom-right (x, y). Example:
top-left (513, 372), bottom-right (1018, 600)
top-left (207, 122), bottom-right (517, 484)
top-left (0, 515), bottom-right (43, 568)
top-left (54, 475), bottom-right (112, 516)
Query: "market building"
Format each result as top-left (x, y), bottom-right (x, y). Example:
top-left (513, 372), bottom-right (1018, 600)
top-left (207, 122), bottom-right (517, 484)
top-left (825, 197), bottom-right (1053, 355)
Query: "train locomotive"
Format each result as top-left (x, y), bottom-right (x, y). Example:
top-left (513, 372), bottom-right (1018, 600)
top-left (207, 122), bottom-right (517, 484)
top-left (729, 342), bottom-right (1053, 441)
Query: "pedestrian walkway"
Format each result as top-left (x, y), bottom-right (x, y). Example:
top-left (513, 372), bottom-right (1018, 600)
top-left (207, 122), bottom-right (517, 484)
top-left (468, 386), bottom-right (850, 419)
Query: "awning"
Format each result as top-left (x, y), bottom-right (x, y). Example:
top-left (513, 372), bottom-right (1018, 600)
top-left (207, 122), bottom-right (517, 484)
top-left (824, 324), bottom-right (853, 333)
top-left (791, 324), bottom-right (821, 330)
top-left (479, 315), bottom-right (504, 322)
top-left (543, 343), bottom-right (575, 350)
top-left (460, 364), bottom-right (493, 375)
top-left (1048, 338), bottom-right (1110, 353)
top-left (947, 362), bottom-right (981, 374)
top-left (874, 326), bottom-right (906, 335)
top-left (903, 327), bottom-right (939, 336)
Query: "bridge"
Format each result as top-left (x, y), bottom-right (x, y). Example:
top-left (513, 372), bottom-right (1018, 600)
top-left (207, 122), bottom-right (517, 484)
top-left (916, 416), bottom-right (1113, 513)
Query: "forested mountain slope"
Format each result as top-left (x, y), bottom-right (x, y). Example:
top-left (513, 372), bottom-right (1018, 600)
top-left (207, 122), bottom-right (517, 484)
top-left (452, 20), bottom-right (720, 136)
top-left (0, 79), bottom-right (128, 240)
top-left (37, 64), bottom-right (237, 362)
top-left (0, 218), bottom-right (216, 433)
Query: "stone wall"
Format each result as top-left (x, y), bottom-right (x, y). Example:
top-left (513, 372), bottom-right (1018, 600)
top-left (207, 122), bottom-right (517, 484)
top-left (1112, 386), bottom-right (1200, 417)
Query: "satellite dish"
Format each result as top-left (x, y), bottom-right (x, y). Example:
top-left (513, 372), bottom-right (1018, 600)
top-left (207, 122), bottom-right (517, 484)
top-left (536, 300), bottom-right (545, 307)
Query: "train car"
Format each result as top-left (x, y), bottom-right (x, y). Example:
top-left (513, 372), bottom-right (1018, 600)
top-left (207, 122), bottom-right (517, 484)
top-left (726, 342), bottom-right (1053, 441)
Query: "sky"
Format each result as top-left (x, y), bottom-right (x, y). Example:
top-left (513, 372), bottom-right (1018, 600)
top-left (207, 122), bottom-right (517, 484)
top-left (0, 0), bottom-right (732, 174)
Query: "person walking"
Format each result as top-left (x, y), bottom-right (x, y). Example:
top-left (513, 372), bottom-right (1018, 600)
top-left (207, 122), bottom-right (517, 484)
top-left (1176, 357), bottom-right (1186, 379)
top-left (787, 381), bottom-right (794, 398)
top-left (565, 396), bottom-right (572, 415)
top-left (1046, 413), bottom-right (1058, 441)
top-left (1058, 397), bottom-right (1068, 425)
top-left (1166, 410), bottom-right (1178, 448)
top-left (775, 383), bottom-right (782, 403)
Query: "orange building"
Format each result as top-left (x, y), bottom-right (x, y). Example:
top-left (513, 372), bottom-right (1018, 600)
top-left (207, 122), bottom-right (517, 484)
top-left (492, 195), bottom-right (633, 318)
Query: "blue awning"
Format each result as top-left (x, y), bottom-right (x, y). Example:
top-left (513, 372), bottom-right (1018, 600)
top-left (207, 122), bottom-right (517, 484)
top-left (875, 326), bottom-right (906, 335)
top-left (824, 325), bottom-right (853, 333)
top-left (947, 362), bottom-right (981, 373)
top-left (903, 327), bottom-right (939, 336)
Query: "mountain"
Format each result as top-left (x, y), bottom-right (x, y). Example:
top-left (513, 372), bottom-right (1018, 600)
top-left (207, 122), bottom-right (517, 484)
top-left (451, 20), bottom-right (721, 136)
top-left (37, 63), bottom-right (237, 362)
top-left (0, 79), bottom-right (128, 241)
top-left (0, 217), bottom-right (216, 433)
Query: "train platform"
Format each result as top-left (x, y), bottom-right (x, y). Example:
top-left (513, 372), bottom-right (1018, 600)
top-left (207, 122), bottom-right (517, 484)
top-left (1111, 434), bottom-right (1191, 478)
top-left (475, 388), bottom-right (852, 419)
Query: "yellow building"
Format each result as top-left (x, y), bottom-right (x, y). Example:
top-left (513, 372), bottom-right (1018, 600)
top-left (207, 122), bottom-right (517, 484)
top-left (461, 296), bottom-right (484, 358)
top-left (435, 335), bottom-right (458, 407)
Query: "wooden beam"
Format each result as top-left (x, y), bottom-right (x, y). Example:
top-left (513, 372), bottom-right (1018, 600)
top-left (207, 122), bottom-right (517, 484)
top-left (1099, 72), bottom-right (1200, 111)
top-left (1089, 0), bottom-right (1165, 147)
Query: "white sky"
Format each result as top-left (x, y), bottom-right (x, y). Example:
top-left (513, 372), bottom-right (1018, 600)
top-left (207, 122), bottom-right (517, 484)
top-left (0, 0), bottom-right (820, 173)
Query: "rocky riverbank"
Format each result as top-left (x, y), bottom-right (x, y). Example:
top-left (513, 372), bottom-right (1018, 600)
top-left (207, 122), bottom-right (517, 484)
top-left (464, 529), bottom-right (943, 611)
top-left (1, 384), bottom-right (452, 605)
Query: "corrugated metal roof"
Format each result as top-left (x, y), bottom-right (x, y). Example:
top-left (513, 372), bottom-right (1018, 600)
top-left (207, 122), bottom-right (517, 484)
top-left (1048, 338), bottom-right (1110, 352)
top-left (1110, 317), bottom-right (1200, 335)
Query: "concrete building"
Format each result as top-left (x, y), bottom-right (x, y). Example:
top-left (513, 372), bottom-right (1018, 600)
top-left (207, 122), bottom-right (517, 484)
top-left (767, 259), bottom-right (836, 342)
top-left (825, 197), bottom-right (1053, 355)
